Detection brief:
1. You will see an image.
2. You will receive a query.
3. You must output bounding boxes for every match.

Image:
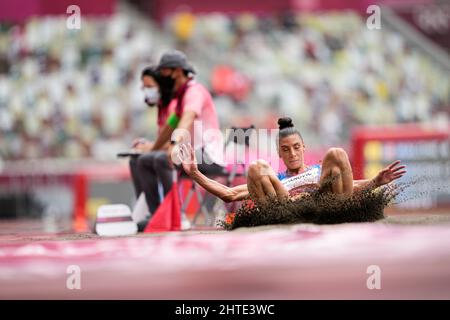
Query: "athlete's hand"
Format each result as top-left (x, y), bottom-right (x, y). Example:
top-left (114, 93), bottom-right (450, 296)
top-left (373, 160), bottom-right (406, 187)
top-left (177, 143), bottom-right (199, 176)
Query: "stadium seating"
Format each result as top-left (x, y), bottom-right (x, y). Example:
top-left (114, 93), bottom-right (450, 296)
top-left (0, 10), bottom-right (448, 161)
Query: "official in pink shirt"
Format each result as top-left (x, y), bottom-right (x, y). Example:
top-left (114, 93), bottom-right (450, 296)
top-left (133, 50), bottom-right (223, 230)
top-left (162, 80), bottom-right (223, 165)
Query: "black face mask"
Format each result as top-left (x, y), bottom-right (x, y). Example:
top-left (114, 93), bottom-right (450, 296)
top-left (156, 73), bottom-right (176, 108)
top-left (158, 74), bottom-right (176, 93)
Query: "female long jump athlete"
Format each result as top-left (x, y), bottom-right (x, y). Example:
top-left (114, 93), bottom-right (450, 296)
top-left (178, 117), bottom-right (406, 207)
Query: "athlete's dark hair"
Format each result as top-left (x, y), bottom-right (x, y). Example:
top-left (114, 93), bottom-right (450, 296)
top-left (277, 117), bottom-right (303, 143)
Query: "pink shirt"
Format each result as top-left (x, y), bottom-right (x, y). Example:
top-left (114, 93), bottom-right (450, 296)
top-left (167, 81), bottom-right (223, 165)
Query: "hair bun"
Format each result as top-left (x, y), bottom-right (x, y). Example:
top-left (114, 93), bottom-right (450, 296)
top-left (278, 117), bottom-right (294, 130)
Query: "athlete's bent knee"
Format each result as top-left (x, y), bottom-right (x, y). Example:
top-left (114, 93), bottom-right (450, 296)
top-left (326, 148), bottom-right (348, 165)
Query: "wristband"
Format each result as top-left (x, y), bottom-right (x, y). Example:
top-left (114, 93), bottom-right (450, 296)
top-left (167, 113), bottom-right (180, 129)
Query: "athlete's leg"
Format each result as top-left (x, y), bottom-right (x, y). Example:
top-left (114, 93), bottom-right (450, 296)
top-left (247, 159), bottom-right (289, 202)
top-left (319, 148), bottom-right (353, 197)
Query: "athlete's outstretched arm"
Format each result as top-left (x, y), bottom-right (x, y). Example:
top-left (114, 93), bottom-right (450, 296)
top-left (353, 160), bottom-right (406, 193)
top-left (178, 143), bottom-right (249, 202)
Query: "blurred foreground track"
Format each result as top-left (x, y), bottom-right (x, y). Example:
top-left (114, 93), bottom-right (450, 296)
top-left (1, 213), bottom-right (450, 299)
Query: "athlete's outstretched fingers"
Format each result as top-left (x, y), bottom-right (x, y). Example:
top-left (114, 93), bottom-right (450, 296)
top-left (385, 160), bottom-right (407, 182)
top-left (392, 171), bottom-right (406, 179)
top-left (178, 144), bottom-right (187, 162)
top-left (392, 165), bottom-right (406, 173)
top-left (387, 160), bottom-right (401, 170)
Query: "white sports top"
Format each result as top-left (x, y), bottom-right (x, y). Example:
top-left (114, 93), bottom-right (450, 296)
top-left (280, 164), bottom-right (322, 195)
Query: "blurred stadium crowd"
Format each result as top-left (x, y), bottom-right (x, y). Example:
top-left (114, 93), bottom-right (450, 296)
top-left (0, 9), bottom-right (448, 160)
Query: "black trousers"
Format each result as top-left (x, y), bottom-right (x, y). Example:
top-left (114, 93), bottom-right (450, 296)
top-left (129, 151), bottom-right (173, 215)
top-left (129, 149), bottom-right (227, 216)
